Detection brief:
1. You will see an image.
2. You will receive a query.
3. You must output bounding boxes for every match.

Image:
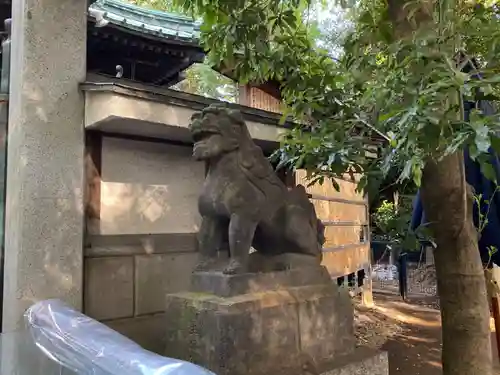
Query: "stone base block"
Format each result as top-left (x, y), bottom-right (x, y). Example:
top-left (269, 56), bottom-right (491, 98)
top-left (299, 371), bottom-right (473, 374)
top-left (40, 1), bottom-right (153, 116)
top-left (248, 252), bottom-right (321, 272)
top-left (319, 348), bottom-right (389, 375)
top-left (165, 279), bottom-right (355, 375)
top-left (191, 265), bottom-right (332, 297)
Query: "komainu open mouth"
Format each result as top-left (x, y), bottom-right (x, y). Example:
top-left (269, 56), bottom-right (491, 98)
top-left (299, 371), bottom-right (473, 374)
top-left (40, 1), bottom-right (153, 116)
top-left (192, 130), bottom-right (216, 143)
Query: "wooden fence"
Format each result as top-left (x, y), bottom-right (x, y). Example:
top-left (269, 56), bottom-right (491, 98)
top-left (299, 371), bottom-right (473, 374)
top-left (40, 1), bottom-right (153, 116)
top-left (296, 170), bottom-right (373, 303)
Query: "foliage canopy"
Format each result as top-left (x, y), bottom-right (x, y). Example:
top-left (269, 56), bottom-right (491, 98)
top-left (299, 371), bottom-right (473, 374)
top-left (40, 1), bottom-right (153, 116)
top-left (170, 0), bottom-right (500, 196)
top-left (372, 198), bottom-right (418, 249)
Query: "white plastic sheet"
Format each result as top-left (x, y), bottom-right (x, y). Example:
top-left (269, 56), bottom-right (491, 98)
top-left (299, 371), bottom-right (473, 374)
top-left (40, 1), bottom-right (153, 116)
top-left (24, 299), bottom-right (216, 375)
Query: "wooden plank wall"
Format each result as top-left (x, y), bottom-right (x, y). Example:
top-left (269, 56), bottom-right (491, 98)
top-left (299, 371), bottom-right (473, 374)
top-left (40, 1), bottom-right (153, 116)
top-left (239, 85), bottom-right (282, 114)
top-left (295, 170), bottom-right (371, 279)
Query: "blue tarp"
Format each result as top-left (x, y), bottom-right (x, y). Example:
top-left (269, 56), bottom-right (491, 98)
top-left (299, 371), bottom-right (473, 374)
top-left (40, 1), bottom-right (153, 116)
top-left (410, 99), bottom-right (500, 265)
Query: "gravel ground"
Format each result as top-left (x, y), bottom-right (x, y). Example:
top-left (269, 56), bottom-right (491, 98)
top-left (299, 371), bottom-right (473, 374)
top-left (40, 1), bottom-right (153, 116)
top-left (354, 289), bottom-right (500, 374)
top-left (354, 292), bottom-right (443, 374)
top-left (354, 299), bottom-right (405, 348)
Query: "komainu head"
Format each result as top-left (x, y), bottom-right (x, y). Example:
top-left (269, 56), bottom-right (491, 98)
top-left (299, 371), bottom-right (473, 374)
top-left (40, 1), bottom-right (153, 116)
top-left (189, 104), bottom-right (252, 161)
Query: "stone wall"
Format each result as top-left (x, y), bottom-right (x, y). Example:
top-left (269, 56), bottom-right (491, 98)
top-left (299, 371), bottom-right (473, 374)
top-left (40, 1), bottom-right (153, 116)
top-left (84, 136), bottom-right (203, 352)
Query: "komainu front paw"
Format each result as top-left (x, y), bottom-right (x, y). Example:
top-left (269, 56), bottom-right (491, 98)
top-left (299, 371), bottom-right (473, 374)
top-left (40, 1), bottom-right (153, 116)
top-left (223, 258), bottom-right (247, 275)
top-left (194, 257), bottom-right (218, 272)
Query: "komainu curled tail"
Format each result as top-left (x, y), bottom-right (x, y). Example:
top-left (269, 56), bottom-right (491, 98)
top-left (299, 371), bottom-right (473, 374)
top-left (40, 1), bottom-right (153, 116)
top-left (316, 218), bottom-right (326, 247)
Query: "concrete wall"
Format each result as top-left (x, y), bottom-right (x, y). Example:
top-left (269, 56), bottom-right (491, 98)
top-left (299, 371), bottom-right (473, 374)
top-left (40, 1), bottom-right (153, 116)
top-left (84, 136), bottom-right (203, 352)
top-left (97, 137), bottom-right (202, 235)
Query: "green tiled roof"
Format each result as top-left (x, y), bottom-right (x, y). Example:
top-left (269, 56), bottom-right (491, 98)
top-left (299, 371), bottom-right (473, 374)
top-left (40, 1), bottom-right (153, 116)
top-left (89, 0), bottom-right (200, 44)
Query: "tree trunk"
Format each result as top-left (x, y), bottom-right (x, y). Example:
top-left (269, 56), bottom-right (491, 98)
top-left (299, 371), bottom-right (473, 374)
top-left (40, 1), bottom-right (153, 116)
top-left (420, 152), bottom-right (492, 375)
top-left (386, 0), bottom-right (492, 372)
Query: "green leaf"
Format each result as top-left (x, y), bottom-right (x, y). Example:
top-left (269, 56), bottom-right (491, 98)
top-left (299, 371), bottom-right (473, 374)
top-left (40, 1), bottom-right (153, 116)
top-left (356, 175), bottom-right (368, 194)
top-left (480, 161), bottom-right (497, 183)
top-left (412, 166), bottom-right (422, 187)
top-left (469, 143), bottom-right (480, 161)
top-left (331, 178), bottom-right (340, 192)
top-left (491, 136), bottom-right (500, 155)
top-left (474, 125), bottom-right (491, 153)
top-left (400, 159), bottom-right (413, 181)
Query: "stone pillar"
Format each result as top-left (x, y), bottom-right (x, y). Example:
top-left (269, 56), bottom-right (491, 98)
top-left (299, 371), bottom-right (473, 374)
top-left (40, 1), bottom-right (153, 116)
top-left (361, 264), bottom-right (374, 307)
top-left (2, 0), bottom-right (87, 332)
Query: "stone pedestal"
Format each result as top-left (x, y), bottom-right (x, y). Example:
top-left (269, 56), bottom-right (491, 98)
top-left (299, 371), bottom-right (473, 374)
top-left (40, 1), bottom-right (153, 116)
top-left (165, 265), bottom-right (388, 375)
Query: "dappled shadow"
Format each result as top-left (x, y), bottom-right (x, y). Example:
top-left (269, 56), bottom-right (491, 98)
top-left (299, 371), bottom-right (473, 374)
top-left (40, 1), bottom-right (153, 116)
top-left (355, 293), bottom-right (442, 375)
top-left (360, 292), bottom-right (500, 375)
top-left (378, 299), bottom-right (441, 375)
top-left (96, 137), bottom-right (204, 235)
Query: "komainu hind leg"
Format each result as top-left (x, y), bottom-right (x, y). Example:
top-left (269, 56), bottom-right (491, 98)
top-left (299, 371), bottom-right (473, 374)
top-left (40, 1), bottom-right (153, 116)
top-left (285, 208), bottom-right (324, 261)
top-left (285, 185), bottom-right (324, 260)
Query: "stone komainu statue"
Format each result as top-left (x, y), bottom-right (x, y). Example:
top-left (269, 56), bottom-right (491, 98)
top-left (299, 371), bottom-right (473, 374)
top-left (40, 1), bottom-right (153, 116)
top-left (189, 104), bottom-right (325, 274)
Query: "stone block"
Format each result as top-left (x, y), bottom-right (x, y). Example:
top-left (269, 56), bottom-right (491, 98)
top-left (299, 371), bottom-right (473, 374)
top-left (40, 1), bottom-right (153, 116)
top-left (105, 313), bottom-right (166, 354)
top-left (191, 265), bottom-right (332, 297)
top-left (85, 233), bottom-right (198, 257)
top-left (84, 257), bottom-right (134, 320)
top-left (135, 253), bottom-right (199, 315)
top-left (298, 287), bottom-right (355, 364)
top-left (165, 281), bottom-right (355, 375)
top-left (248, 252), bottom-right (322, 272)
